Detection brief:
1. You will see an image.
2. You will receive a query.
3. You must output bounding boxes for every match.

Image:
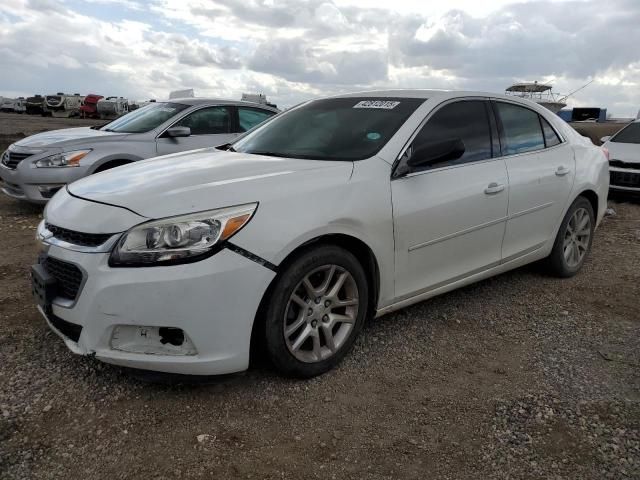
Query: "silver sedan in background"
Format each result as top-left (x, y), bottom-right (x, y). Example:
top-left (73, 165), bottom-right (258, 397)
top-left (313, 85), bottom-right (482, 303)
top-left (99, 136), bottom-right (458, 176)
top-left (0, 98), bottom-right (278, 203)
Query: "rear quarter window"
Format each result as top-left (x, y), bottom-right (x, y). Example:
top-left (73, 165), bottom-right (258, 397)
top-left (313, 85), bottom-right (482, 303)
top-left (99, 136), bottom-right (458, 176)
top-left (540, 116), bottom-right (561, 147)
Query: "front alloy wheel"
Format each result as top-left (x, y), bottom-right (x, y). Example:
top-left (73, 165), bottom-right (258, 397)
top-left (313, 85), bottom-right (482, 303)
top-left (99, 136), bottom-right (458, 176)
top-left (284, 265), bottom-right (359, 363)
top-left (263, 245), bottom-right (369, 377)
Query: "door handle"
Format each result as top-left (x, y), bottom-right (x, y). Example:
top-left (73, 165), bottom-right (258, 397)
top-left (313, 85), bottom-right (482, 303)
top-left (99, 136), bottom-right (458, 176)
top-left (484, 182), bottom-right (505, 195)
top-left (555, 166), bottom-right (571, 176)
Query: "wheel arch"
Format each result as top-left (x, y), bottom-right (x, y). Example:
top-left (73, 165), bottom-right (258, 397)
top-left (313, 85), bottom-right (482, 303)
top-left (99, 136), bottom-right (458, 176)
top-left (577, 188), bottom-right (598, 217)
top-left (249, 233), bottom-right (380, 364)
top-left (89, 154), bottom-right (143, 174)
top-left (92, 159), bottom-right (133, 173)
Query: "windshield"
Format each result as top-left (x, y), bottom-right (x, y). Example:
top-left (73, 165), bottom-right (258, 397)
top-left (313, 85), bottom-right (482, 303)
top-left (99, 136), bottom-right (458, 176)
top-left (232, 97), bottom-right (425, 161)
top-left (611, 122), bottom-right (640, 144)
top-left (101, 102), bottom-right (189, 134)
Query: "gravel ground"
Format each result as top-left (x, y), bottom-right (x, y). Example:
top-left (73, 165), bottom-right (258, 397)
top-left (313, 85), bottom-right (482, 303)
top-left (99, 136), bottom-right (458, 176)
top-left (0, 115), bottom-right (639, 479)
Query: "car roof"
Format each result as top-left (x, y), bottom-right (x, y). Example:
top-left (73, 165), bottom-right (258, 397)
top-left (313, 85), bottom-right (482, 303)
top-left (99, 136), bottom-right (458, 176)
top-left (168, 97), bottom-right (279, 112)
top-left (329, 89), bottom-right (546, 104)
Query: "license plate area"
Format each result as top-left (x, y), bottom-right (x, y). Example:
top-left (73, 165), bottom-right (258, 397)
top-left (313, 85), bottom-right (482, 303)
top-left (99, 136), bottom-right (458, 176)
top-left (31, 263), bottom-right (57, 308)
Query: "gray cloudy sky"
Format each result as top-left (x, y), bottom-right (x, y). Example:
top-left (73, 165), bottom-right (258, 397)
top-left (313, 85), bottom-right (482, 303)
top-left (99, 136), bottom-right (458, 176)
top-left (1, 0), bottom-right (639, 115)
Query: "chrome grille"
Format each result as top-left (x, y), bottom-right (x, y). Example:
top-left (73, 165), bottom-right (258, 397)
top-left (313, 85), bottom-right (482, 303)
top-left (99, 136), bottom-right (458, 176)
top-left (2, 151), bottom-right (32, 169)
top-left (609, 159), bottom-right (639, 169)
top-left (46, 223), bottom-right (113, 247)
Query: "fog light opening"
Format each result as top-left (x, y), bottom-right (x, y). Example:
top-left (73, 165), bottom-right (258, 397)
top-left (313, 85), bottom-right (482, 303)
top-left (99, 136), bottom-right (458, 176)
top-left (159, 327), bottom-right (185, 346)
top-left (110, 325), bottom-right (197, 355)
top-left (38, 185), bottom-right (64, 199)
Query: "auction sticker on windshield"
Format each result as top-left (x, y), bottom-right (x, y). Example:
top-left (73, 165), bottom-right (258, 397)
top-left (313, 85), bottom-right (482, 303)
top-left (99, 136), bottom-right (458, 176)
top-left (353, 100), bottom-right (400, 109)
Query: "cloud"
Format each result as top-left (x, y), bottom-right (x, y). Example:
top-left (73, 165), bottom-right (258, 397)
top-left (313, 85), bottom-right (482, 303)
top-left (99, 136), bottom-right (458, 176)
top-left (391, 1), bottom-right (640, 84)
top-left (0, 0), bottom-right (639, 115)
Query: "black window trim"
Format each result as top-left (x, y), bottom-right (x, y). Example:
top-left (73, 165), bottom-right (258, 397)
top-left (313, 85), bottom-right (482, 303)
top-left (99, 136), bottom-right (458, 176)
top-left (156, 104), bottom-right (235, 138)
top-left (490, 99), bottom-right (566, 158)
top-left (392, 96), bottom-right (500, 179)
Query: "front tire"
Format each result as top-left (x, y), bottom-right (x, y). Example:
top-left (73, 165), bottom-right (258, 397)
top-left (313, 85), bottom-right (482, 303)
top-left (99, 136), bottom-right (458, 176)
top-left (263, 245), bottom-right (369, 378)
top-left (546, 196), bottom-right (595, 277)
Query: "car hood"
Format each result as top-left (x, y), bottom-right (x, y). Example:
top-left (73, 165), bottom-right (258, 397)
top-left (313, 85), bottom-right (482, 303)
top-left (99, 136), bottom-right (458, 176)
top-left (67, 148), bottom-right (354, 219)
top-left (606, 141), bottom-right (640, 164)
top-left (14, 127), bottom-right (124, 148)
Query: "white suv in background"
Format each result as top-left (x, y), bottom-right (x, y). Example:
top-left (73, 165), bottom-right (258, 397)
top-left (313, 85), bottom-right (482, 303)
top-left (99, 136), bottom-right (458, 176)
top-left (33, 90), bottom-right (608, 378)
top-left (600, 119), bottom-right (640, 194)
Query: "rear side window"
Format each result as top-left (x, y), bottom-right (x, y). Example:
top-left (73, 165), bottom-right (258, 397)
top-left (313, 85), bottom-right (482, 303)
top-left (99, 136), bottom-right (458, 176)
top-left (611, 123), bottom-right (640, 144)
top-left (411, 100), bottom-right (492, 169)
top-left (238, 107), bottom-right (275, 132)
top-left (540, 116), bottom-right (561, 147)
top-left (175, 106), bottom-right (231, 135)
top-left (496, 102), bottom-right (545, 155)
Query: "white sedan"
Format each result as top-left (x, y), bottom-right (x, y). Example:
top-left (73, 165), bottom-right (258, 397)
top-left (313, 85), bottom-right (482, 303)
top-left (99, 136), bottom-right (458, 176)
top-left (33, 90), bottom-right (609, 378)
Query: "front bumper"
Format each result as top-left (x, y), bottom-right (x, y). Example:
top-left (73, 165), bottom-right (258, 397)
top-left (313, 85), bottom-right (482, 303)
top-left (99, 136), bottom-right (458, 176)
top-left (609, 166), bottom-right (640, 193)
top-left (37, 244), bottom-right (276, 375)
top-left (0, 153), bottom-right (88, 204)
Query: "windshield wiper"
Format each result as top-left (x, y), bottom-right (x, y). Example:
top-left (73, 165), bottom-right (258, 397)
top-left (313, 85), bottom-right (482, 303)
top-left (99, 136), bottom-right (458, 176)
top-left (248, 151), bottom-right (323, 160)
top-left (216, 143), bottom-right (236, 152)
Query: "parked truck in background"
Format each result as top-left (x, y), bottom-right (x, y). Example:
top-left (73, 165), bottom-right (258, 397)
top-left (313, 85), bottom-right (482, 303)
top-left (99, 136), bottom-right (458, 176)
top-left (80, 94), bottom-right (104, 118)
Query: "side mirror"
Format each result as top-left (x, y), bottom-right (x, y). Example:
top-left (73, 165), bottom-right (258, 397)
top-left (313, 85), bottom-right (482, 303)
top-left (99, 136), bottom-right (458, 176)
top-left (599, 136), bottom-right (611, 144)
top-left (166, 126), bottom-right (191, 138)
top-left (407, 138), bottom-right (465, 169)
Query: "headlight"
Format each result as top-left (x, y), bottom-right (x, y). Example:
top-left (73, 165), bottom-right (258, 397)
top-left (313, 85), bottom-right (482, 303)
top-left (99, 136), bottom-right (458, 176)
top-left (109, 203), bottom-right (258, 267)
top-left (34, 149), bottom-right (92, 168)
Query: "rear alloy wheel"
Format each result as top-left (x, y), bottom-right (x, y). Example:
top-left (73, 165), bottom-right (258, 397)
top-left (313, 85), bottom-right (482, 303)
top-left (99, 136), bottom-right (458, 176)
top-left (563, 207), bottom-right (592, 268)
top-left (546, 196), bottom-right (595, 277)
top-left (263, 245), bottom-right (368, 377)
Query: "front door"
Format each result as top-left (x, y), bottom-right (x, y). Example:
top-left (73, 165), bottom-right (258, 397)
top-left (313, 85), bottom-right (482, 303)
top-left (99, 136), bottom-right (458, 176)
top-left (392, 99), bottom-right (509, 300)
top-left (156, 106), bottom-right (238, 155)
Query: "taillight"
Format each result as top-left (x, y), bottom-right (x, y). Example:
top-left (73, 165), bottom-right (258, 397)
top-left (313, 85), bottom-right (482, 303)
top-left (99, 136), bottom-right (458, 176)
top-left (601, 147), bottom-right (610, 161)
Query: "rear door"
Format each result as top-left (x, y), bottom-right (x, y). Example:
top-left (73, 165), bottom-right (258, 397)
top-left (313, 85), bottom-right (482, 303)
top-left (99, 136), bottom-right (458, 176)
top-left (391, 99), bottom-right (509, 300)
top-left (493, 101), bottom-right (575, 261)
top-left (156, 105), bottom-right (236, 155)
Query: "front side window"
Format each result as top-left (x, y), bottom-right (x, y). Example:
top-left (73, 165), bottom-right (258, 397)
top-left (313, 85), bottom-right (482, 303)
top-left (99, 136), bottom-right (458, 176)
top-left (611, 122), bottom-right (640, 144)
top-left (496, 102), bottom-right (545, 155)
top-left (232, 97), bottom-right (425, 161)
top-left (409, 100), bottom-right (492, 170)
top-left (175, 106), bottom-right (231, 135)
top-left (238, 107), bottom-right (276, 132)
top-left (102, 102), bottom-right (189, 134)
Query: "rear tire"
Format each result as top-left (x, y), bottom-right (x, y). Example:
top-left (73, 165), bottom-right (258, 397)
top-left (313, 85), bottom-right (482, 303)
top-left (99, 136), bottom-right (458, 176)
top-left (263, 245), bottom-right (369, 378)
top-left (545, 196), bottom-right (595, 277)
